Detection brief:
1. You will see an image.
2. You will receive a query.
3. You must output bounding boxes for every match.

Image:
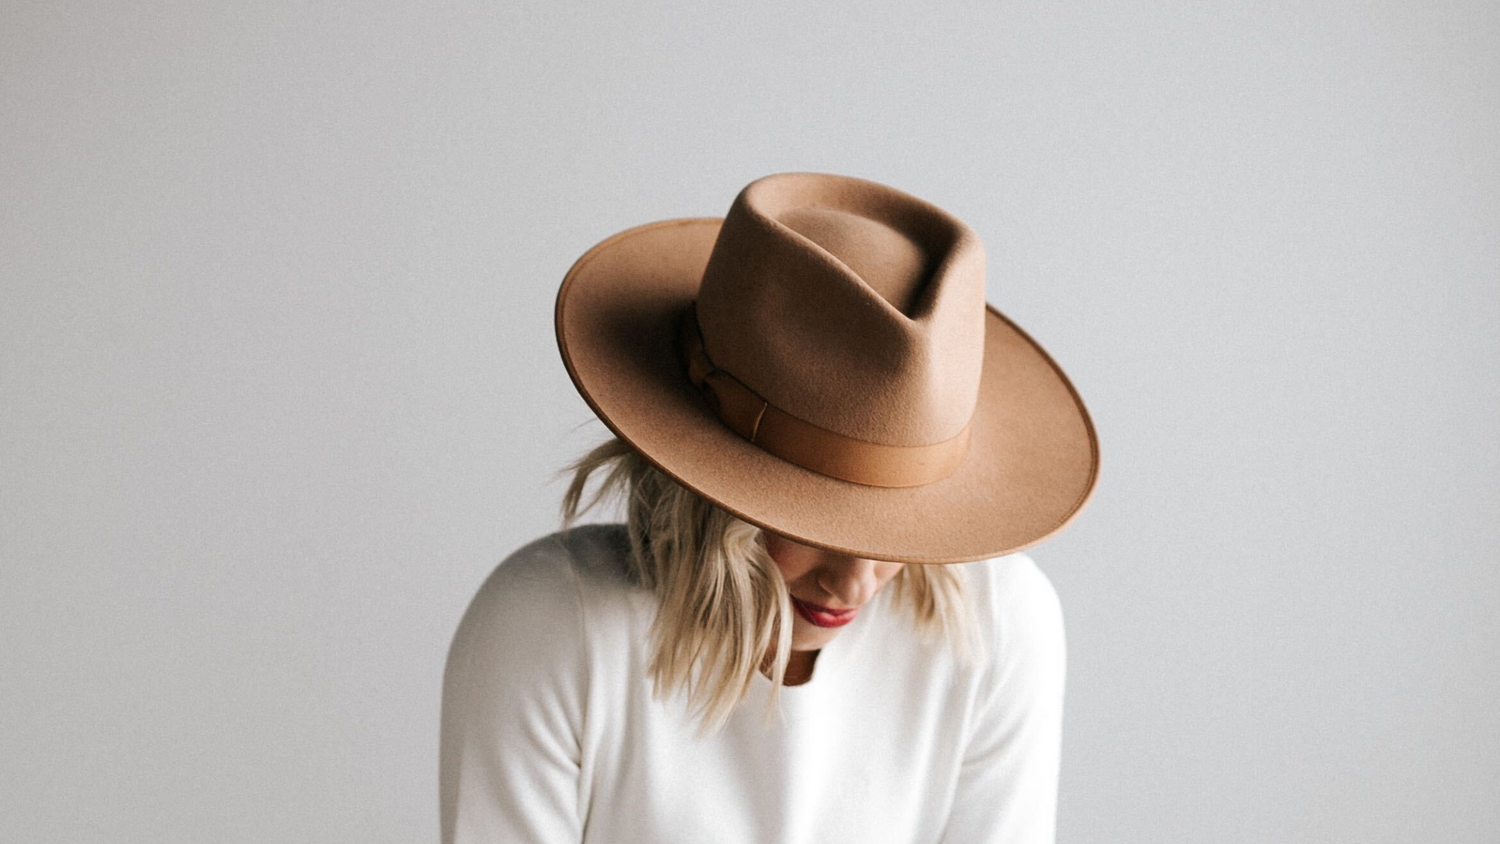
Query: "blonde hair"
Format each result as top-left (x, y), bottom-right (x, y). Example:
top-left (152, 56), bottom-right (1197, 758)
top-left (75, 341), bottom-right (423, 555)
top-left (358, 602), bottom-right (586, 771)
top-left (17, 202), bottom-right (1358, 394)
top-left (556, 435), bottom-right (983, 739)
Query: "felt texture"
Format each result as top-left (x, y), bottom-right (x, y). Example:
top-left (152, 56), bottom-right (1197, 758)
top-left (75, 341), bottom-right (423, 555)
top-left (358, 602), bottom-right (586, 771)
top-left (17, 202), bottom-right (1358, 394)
top-left (678, 302), bottom-right (973, 487)
top-left (553, 172), bottom-right (1099, 564)
top-left (695, 172), bottom-right (986, 445)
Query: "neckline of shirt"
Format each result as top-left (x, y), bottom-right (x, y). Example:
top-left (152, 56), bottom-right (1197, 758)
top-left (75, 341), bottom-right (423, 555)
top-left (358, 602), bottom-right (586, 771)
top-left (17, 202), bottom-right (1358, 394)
top-left (751, 589), bottom-right (888, 695)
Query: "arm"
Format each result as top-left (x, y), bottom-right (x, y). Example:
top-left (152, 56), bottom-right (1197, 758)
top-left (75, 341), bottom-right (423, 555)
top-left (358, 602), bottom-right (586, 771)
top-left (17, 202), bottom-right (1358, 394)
top-left (439, 538), bottom-right (588, 843)
top-left (938, 555), bottom-right (1068, 844)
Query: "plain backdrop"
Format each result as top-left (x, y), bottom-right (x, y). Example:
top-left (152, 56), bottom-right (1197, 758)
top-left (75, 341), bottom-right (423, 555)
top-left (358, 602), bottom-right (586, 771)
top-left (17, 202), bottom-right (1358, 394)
top-left (3, 1), bottom-right (1497, 842)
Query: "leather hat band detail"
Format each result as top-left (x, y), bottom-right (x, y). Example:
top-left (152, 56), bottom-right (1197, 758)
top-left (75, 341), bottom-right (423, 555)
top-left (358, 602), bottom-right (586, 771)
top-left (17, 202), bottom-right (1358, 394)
top-left (677, 302), bottom-right (972, 488)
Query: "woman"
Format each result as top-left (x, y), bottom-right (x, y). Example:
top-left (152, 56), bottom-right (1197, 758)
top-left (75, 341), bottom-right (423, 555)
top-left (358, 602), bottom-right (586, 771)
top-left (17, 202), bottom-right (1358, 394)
top-left (440, 172), bottom-right (1100, 844)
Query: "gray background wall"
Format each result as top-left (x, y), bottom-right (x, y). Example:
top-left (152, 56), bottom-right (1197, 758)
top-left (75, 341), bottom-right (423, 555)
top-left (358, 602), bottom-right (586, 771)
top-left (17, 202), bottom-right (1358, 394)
top-left (3, 1), bottom-right (1496, 841)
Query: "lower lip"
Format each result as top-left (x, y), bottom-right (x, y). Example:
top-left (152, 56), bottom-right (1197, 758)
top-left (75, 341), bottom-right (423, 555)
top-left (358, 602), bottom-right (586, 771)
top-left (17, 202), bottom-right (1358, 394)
top-left (792, 597), bottom-right (857, 628)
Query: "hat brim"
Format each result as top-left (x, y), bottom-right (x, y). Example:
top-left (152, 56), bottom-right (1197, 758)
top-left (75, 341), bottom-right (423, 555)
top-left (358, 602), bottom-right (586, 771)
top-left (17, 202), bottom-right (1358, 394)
top-left (554, 217), bottom-right (1099, 564)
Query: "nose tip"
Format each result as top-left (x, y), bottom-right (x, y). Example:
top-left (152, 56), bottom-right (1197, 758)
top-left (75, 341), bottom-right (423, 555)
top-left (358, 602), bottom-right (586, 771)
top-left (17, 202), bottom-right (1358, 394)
top-left (816, 557), bottom-right (881, 608)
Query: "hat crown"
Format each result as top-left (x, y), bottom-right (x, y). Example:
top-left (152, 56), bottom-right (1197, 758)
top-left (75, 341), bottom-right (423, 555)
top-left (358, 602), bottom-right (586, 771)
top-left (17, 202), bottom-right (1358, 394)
top-left (693, 172), bottom-right (988, 446)
top-left (776, 206), bottom-right (931, 317)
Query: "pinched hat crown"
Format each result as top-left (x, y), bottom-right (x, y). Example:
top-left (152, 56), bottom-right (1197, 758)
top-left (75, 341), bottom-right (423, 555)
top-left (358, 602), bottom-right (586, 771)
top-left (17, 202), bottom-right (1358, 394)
top-left (682, 172), bottom-right (988, 486)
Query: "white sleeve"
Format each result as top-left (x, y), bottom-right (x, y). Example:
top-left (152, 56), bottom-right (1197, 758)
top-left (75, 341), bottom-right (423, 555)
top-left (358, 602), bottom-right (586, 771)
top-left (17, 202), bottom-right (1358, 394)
top-left (938, 555), bottom-right (1068, 844)
top-left (439, 538), bottom-right (588, 844)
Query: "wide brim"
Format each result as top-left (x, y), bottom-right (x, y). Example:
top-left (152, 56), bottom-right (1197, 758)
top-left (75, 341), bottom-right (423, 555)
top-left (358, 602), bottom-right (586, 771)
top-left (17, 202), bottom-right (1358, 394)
top-left (554, 217), bottom-right (1100, 564)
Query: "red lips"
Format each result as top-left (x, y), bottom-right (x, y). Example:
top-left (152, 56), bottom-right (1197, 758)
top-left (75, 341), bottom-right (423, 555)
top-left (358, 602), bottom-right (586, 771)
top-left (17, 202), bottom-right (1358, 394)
top-left (791, 596), bottom-right (858, 628)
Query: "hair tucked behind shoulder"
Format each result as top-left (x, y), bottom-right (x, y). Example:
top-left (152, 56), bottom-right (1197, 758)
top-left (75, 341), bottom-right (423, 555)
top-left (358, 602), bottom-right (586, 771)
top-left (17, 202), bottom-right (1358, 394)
top-left (556, 436), bottom-right (982, 739)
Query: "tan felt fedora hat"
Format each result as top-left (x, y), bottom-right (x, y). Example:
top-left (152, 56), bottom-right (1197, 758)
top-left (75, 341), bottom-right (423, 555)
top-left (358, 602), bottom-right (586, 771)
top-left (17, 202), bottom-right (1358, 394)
top-left (554, 171), bottom-right (1099, 564)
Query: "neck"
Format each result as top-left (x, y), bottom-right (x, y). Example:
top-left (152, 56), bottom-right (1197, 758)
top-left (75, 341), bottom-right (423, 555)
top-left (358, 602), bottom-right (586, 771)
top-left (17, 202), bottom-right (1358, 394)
top-left (779, 649), bottom-right (820, 686)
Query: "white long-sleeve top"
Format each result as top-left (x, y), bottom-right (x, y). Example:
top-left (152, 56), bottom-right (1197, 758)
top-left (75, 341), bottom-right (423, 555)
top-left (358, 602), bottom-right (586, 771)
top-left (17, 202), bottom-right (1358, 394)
top-left (439, 522), bottom-right (1066, 844)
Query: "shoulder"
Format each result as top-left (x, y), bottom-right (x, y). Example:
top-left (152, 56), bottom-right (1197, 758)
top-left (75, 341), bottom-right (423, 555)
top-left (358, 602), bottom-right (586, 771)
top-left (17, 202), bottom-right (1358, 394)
top-left (965, 551), bottom-right (1066, 683)
top-left (457, 530), bottom-right (578, 633)
top-left (445, 531), bottom-right (581, 685)
top-left (462, 522), bottom-right (633, 609)
top-left (972, 551), bottom-right (1063, 625)
top-left (933, 553), bottom-right (1067, 841)
top-left (447, 523), bottom-right (638, 668)
top-left (441, 529), bottom-right (633, 836)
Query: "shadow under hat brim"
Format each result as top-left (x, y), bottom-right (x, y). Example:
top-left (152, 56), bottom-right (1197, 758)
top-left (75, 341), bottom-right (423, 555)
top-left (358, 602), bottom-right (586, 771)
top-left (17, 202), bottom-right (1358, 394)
top-left (554, 217), bottom-right (1099, 564)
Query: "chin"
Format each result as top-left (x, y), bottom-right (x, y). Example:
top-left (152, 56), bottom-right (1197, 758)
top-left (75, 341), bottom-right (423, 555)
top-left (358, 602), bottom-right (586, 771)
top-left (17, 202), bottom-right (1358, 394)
top-left (791, 626), bottom-right (837, 650)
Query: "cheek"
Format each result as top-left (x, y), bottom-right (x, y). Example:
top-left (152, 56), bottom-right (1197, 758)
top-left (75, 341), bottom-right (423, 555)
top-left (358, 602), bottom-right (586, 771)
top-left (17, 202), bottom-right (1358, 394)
top-left (876, 565), bottom-right (903, 590)
top-left (777, 559), bottom-right (820, 587)
top-left (763, 536), bottom-right (816, 583)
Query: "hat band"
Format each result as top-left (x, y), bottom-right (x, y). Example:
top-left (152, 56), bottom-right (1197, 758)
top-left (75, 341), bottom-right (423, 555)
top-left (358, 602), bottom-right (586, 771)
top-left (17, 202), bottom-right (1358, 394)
top-left (676, 302), bottom-right (972, 488)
